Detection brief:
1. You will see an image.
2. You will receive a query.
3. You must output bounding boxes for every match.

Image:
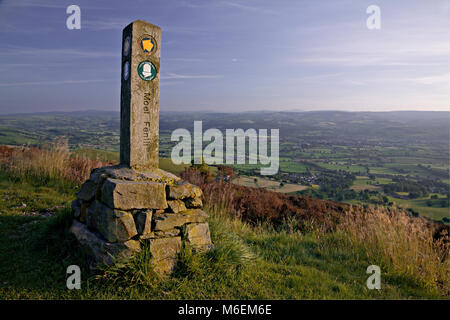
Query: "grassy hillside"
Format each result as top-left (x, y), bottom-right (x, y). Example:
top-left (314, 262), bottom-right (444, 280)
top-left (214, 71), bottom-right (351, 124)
top-left (0, 146), bottom-right (448, 299)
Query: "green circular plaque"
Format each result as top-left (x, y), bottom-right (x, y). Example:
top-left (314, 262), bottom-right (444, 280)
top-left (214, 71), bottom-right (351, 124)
top-left (137, 61), bottom-right (157, 81)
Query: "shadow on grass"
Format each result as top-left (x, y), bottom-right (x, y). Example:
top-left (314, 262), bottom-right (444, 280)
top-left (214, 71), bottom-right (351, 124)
top-left (0, 207), bottom-right (93, 299)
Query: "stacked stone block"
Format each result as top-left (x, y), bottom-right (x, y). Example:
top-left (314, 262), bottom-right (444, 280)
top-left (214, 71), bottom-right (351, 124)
top-left (70, 164), bottom-right (213, 275)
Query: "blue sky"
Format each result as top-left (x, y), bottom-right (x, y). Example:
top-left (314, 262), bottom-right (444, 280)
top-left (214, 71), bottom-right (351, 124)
top-left (0, 0), bottom-right (449, 113)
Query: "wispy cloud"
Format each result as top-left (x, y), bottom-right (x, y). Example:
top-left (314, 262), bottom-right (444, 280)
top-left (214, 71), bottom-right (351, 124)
top-left (292, 41), bottom-right (450, 68)
top-left (84, 19), bottom-right (209, 35)
top-left (0, 79), bottom-right (112, 87)
top-left (407, 73), bottom-right (450, 85)
top-left (219, 0), bottom-right (278, 15)
top-left (164, 25), bottom-right (210, 35)
top-left (180, 0), bottom-right (279, 15)
top-left (162, 72), bottom-right (222, 79)
top-left (0, 62), bottom-right (70, 71)
top-left (0, 0), bottom-right (113, 10)
top-left (84, 19), bottom-right (129, 31)
top-left (0, 46), bottom-right (118, 58)
top-left (165, 57), bottom-right (204, 62)
top-left (296, 56), bottom-right (419, 67)
top-left (0, 0), bottom-right (66, 9)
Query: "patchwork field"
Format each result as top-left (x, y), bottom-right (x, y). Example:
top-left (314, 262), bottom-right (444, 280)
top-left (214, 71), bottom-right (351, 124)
top-left (232, 176), bottom-right (308, 193)
top-left (387, 196), bottom-right (450, 222)
top-left (350, 176), bottom-right (381, 192)
top-left (0, 110), bottom-right (448, 223)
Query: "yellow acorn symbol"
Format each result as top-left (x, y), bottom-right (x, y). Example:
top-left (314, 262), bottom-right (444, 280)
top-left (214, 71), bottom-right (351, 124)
top-left (141, 38), bottom-right (155, 53)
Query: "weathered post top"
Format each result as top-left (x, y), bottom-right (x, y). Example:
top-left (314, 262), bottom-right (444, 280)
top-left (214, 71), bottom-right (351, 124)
top-left (120, 20), bottom-right (161, 169)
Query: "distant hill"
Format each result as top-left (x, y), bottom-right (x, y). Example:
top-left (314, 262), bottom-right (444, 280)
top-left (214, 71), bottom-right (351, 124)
top-left (1, 109), bottom-right (448, 224)
top-left (1, 109), bottom-right (448, 150)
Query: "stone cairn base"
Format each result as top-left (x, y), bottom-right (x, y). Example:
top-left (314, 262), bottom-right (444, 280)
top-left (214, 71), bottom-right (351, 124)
top-left (70, 165), bottom-right (213, 275)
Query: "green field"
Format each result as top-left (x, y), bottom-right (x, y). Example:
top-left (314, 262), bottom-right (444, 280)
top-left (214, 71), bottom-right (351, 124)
top-left (232, 176), bottom-right (308, 193)
top-left (350, 176), bottom-right (381, 191)
top-left (1, 110), bottom-right (448, 223)
top-left (387, 196), bottom-right (449, 222)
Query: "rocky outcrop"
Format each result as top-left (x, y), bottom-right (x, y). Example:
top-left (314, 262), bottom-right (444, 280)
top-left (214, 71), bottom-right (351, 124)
top-left (152, 210), bottom-right (208, 231)
top-left (183, 222), bottom-right (213, 252)
top-left (148, 237), bottom-right (182, 275)
top-left (70, 165), bottom-right (213, 276)
top-left (70, 220), bottom-right (141, 266)
top-left (101, 178), bottom-right (168, 210)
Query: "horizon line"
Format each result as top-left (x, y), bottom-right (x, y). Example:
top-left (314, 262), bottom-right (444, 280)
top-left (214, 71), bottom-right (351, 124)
top-left (0, 108), bottom-right (449, 116)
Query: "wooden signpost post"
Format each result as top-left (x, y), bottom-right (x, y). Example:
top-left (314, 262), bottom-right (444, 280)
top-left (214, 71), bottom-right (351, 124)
top-left (70, 20), bottom-right (213, 276)
top-left (120, 20), bottom-right (161, 169)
